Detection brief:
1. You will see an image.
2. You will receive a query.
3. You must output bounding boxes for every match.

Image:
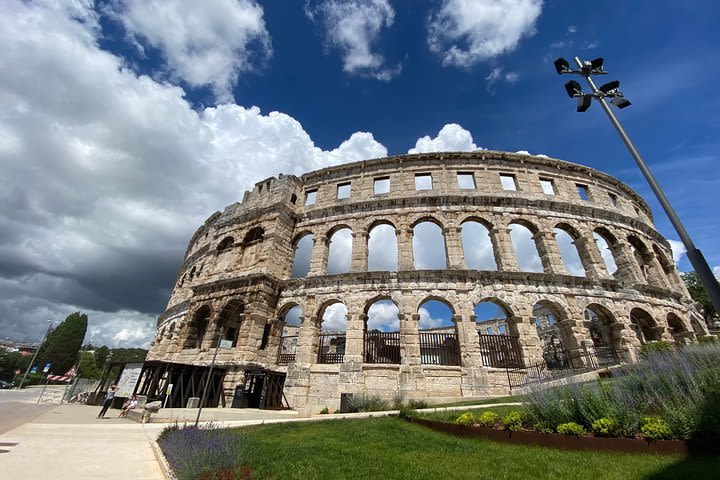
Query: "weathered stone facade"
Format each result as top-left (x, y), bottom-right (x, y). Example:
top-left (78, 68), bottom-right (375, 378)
top-left (146, 151), bottom-right (708, 414)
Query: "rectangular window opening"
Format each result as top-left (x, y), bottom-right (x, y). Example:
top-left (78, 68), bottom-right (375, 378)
top-left (457, 172), bottom-right (476, 189)
top-left (374, 177), bottom-right (390, 195)
top-left (500, 174), bottom-right (518, 191)
top-left (608, 192), bottom-right (618, 206)
top-left (415, 173), bottom-right (433, 191)
top-left (576, 184), bottom-right (590, 201)
top-left (337, 182), bottom-right (351, 200)
top-left (260, 324), bottom-right (271, 350)
top-left (539, 178), bottom-right (555, 195)
top-left (305, 189), bottom-right (317, 206)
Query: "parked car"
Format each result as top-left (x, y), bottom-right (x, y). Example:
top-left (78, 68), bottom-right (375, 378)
top-left (0, 380), bottom-right (13, 389)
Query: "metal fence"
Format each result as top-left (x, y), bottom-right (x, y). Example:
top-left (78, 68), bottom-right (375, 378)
top-left (478, 334), bottom-right (524, 368)
top-left (506, 345), bottom-right (621, 391)
top-left (364, 331), bottom-right (401, 364)
top-left (317, 333), bottom-right (346, 364)
top-left (277, 335), bottom-right (297, 365)
top-left (419, 333), bottom-right (461, 366)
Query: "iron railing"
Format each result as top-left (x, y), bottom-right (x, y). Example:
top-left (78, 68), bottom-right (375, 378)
top-left (364, 331), bottom-right (401, 364)
top-left (317, 333), bottom-right (346, 364)
top-left (277, 336), bottom-right (298, 365)
top-left (506, 345), bottom-right (621, 391)
top-left (419, 332), bottom-right (461, 366)
top-left (478, 333), bottom-right (524, 368)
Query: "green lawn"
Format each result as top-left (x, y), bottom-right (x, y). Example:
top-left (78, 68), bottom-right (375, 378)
top-left (237, 417), bottom-right (718, 480)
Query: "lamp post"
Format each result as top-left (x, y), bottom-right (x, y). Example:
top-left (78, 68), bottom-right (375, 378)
top-left (553, 56), bottom-right (720, 317)
top-left (18, 321), bottom-right (53, 389)
top-left (194, 333), bottom-right (229, 427)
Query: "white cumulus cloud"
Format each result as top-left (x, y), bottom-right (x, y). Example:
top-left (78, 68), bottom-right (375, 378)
top-left (409, 124), bottom-right (481, 154)
top-left (668, 240), bottom-right (687, 265)
top-left (428, 0), bottom-right (543, 68)
top-left (307, 0), bottom-right (401, 80)
top-left (108, 0), bottom-right (272, 102)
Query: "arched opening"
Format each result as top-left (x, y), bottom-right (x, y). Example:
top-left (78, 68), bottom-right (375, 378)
top-left (509, 222), bottom-right (543, 273)
top-left (533, 302), bottom-right (570, 368)
top-left (593, 229), bottom-right (618, 275)
top-left (554, 226), bottom-right (586, 276)
top-left (217, 236), bottom-right (234, 251)
top-left (364, 299), bottom-right (401, 364)
top-left (318, 302), bottom-right (347, 363)
top-left (628, 236), bottom-right (660, 285)
top-left (667, 312), bottom-right (688, 343)
top-left (418, 299), bottom-right (460, 365)
top-left (475, 300), bottom-right (522, 368)
top-left (584, 305), bottom-right (621, 353)
top-left (368, 223), bottom-right (398, 271)
top-left (630, 307), bottom-right (661, 344)
top-left (327, 228), bottom-right (353, 274)
top-left (653, 244), bottom-right (683, 289)
top-left (215, 300), bottom-right (244, 348)
top-left (413, 220), bottom-right (447, 269)
top-left (291, 233), bottom-right (313, 278)
top-left (243, 226), bottom-right (264, 243)
top-left (183, 305), bottom-right (211, 349)
top-left (278, 305), bottom-right (301, 364)
top-left (461, 220), bottom-right (497, 271)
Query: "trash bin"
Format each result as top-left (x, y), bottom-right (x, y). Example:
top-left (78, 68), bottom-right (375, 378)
top-left (340, 393), bottom-right (353, 413)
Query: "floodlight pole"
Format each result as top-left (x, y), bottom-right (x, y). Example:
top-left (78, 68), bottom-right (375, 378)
top-left (572, 57), bottom-right (720, 316)
top-left (18, 321), bottom-right (53, 389)
top-left (194, 333), bottom-right (221, 427)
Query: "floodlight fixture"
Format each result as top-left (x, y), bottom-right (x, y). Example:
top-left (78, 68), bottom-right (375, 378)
top-left (577, 94), bottom-right (592, 112)
top-left (554, 57), bottom-right (571, 75)
top-left (590, 57), bottom-right (604, 71)
top-left (611, 96), bottom-right (632, 109)
top-left (564, 80), bottom-right (583, 98)
top-left (598, 80), bottom-right (620, 94)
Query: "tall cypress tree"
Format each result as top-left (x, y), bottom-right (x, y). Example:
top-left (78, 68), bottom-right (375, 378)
top-left (35, 312), bottom-right (88, 375)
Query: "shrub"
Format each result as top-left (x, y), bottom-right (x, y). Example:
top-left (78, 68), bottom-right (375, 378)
top-left (641, 417), bottom-right (673, 441)
top-left (591, 418), bottom-right (619, 437)
top-left (533, 421), bottom-right (554, 434)
top-left (346, 393), bottom-right (389, 413)
top-left (157, 425), bottom-right (246, 480)
top-left (454, 412), bottom-right (477, 426)
top-left (697, 336), bottom-right (718, 345)
top-left (502, 411), bottom-right (523, 431)
top-left (319, 407), bottom-right (329, 414)
top-left (639, 341), bottom-right (673, 358)
top-left (392, 391), bottom-right (405, 410)
top-left (476, 411), bottom-right (500, 428)
top-left (408, 399), bottom-right (428, 410)
top-left (398, 405), bottom-right (417, 420)
top-left (557, 422), bottom-right (586, 436)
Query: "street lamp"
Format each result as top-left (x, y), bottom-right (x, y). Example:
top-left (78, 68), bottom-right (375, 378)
top-left (553, 56), bottom-right (720, 316)
top-left (18, 321), bottom-right (53, 389)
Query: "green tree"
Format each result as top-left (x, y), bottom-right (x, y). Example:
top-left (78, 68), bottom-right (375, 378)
top-left (0, 351), bottom-right (31, 382)
top-left (35, 312), bottom-right (88, 375)
top-left (94, 345), bottom-right (111, 369)
top-left (682, 271), bottom-right (719, 322)
top-left (77, 350), bottom-right (103, 378)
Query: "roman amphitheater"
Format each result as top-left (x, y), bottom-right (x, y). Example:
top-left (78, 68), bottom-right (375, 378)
top-left (143, 151), bottom-right (708, 414)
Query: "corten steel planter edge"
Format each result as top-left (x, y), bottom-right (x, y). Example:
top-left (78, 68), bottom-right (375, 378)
top-left (405, 417), bottom-right (718, 455)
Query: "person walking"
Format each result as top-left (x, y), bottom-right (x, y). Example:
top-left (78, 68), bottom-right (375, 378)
top-left (97, 384), bottom-right (118, 418)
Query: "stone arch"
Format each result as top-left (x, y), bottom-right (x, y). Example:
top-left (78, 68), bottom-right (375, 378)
top-left (553, 223), bottom-right (586, 277)
top-left (217, 236), bottom-right (234, 251)
top-left (364, 298), bottom-right (401, 364)
top-left (584, 303), bottom-right (622, 352)
top-left (243, 226), bottom-right (264, 243)
top-left (182, 305), bottom-right (211, 349)
top-left (629, 307), bottom-right (661, 344)
top-left (417, 298), bottom-right (461, 366)
top-left (291, 233), bottom-right (314, 278)
top-left (413, 220), bottom-right (448, 269)
top-left (508, 220), bottom-right (543, 273)
top-left (532, 300), bottom-right (574, 366)
top-left (653, 244), bottom-right (684, 290)
top-left (461, 218), bottom-right (497, 271)
top-left (474, 300), bottom-right (512, 335)
top-left (215, 299), bottom-right (244, 348)
top-left (666, 312), bottom-right (691, 344)
top-left (317, 301), bottom-right (348, 364)
top-left (368, 222), bottom-right (398, 272)
top-left (278, 304), bottom-right (302, 363)
top-left (628, 235), bottom-right (663, 285)
top-left (326, 227), bottom-right (353, 274)
top-left (593, 228), bottom-right (618, 275)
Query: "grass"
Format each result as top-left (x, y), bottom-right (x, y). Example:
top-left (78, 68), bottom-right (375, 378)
top-left (236, 417), bottom-right (718, 480)
top-left (428, 395), bottom-right (522, 409)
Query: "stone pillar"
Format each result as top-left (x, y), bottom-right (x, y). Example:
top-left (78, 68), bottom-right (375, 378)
top-left (534, 230), bottom-right (567, 275)
top-left (309, 236), bottom-right (329, 276)
top-left (350, 228), bottom-right (368, 273)
top-left (444, 227), bottom-right (466, 269)
top-left (610, 243), bottom-right (644, 285)
top-left (513, 317), bottom-right (543, 365)
top-left (645, 252), bottom-right (671, 289)
top-left (456, 314), bottom-right (481, 367)
top-left (575, 234), bottom-right (611, 280)
top-left (401, 313), bottom-right (421, 365)
top-left (489, 226), bottom-right (519, 271)
top-left (344, 313), bottom-right (364, 362)
top-left (397, 227), bottom-right (414, 271)
top-left (295, 316), bottom-right (318, 364)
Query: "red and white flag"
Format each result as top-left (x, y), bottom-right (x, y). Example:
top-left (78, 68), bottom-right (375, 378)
top-left (47, 366), bottom-right (78, 382)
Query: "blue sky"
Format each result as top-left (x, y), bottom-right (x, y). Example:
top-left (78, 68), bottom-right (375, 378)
top-left (1, 0), bottom-right (718, 347)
